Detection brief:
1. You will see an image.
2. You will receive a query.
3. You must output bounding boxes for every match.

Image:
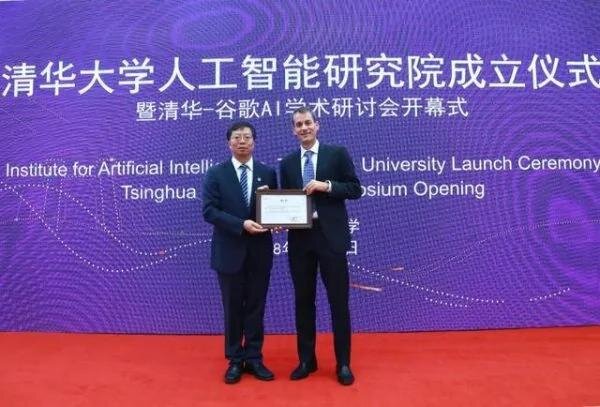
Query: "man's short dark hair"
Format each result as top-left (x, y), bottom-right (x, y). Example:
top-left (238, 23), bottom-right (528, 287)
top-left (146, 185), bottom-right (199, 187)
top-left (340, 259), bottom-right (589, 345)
top-left (291, 106), bottom-right (317, 124)
top-left (226, 121), bottom-right (256, 140)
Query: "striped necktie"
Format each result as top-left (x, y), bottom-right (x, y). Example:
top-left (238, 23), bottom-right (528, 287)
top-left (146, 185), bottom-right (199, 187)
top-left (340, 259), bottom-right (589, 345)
top-left (239, 164), bottom-right (249, 207)
top-left (303, 150), bottom-right (314, 188)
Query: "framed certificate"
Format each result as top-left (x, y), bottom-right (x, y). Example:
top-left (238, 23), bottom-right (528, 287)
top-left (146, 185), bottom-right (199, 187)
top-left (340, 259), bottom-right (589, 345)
top-left (256, 189), bottom-right (313, 228)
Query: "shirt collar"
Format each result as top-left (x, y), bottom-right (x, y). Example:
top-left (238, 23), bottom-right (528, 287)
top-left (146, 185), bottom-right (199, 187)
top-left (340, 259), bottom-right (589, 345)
top-left (300, 139), bottom-right (320, 157)
top-left (231, 156), bottom-right (253, 172)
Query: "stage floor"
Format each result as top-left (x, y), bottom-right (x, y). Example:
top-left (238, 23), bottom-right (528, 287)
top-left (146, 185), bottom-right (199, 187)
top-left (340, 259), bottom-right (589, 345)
top-left (1, 327), bottom-right (598, 406)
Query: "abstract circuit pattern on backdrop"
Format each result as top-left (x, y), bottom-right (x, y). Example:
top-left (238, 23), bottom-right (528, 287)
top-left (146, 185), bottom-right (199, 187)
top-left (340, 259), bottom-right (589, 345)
top-left (0, 0), bottom-right (598, 333)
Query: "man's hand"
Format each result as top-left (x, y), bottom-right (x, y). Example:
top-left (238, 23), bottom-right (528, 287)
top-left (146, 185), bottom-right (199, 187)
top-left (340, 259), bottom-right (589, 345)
top-left (304, 180), bottom-right (329, 195)
top-left (243, 220), bottom-right (268, 234)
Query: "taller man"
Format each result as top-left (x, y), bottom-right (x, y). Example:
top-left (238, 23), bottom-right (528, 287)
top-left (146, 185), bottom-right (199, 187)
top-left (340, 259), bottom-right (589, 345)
top-left (203, 121), bottom-right (278, 384)
top-left (280, 107), bottom-right (361, 385)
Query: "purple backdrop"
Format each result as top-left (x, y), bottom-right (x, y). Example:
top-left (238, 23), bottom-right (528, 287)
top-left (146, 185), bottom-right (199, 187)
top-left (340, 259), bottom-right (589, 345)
top-left (0, 0), bottom-right (598, 333)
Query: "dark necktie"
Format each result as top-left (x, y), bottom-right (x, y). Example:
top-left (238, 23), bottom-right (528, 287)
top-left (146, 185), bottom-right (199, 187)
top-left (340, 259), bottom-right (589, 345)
top-left (303, 150), bottom-right (314, 188)
top-left (240, 164), bottom-right (249, 207)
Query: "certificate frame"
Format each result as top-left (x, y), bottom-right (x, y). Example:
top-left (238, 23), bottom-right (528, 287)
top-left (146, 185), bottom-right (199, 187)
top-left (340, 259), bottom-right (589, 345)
top-left (256, 189), bottom-right (313, 229)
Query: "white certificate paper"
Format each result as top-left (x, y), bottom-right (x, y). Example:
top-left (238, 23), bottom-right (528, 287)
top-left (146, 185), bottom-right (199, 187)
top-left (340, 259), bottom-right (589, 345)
top-left (259, 194), bottom-right (308, 225)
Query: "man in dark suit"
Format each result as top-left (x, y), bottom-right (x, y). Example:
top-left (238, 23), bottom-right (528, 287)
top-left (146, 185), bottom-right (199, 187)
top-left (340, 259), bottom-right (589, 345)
top-left (280, 107), bottom-right (361, 385)
top-left (203, 121), bottom-right (278, 384)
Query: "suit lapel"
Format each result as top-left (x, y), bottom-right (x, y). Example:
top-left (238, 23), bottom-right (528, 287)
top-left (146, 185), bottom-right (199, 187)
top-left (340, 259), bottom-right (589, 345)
top-left (291, 150), bottom-right (303, 188)
top-left (315, 144), bottom-right (327, 180)
top-left (315, 143), bottom-right (330, 181)
top-left (250, 162), bottom-right (265, 211)
top-left (225, 161), bottom-right (248, 211)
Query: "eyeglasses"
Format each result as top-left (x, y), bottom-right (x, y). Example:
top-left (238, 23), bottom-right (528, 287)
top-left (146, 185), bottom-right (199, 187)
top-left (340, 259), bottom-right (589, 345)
top-left (231, 135), bottom-right (253, 141)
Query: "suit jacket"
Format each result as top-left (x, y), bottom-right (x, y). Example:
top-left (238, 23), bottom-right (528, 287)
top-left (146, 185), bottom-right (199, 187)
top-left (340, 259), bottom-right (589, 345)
top-left (280, 143), bottom-right (361, 254)
top-left (203, 159), bottom-right (278, 274)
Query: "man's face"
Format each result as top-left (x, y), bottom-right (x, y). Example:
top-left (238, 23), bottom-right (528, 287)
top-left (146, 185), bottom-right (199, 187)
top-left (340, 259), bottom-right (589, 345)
top-left (292, 111), bottom-right (319, 148)
top-left (228, 127), bottom-right (255, 162)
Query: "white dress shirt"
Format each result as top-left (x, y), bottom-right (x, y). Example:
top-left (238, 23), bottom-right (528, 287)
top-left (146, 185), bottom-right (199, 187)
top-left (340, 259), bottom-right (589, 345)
top-left (300, 140), bottom-right (328, 219)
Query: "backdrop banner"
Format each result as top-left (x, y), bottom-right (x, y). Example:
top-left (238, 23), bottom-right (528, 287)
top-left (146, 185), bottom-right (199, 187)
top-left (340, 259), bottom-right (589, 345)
top-left (0, 0), bottom-right (598, 333)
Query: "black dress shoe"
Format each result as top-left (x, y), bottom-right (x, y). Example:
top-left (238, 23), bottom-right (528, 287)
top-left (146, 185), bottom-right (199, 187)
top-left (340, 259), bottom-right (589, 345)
top-left (224, 363), bottom-right (243, 384)
top-left (290, 360), bottom-right (318, 380)
top-left (244, 361), bottom-right (275, 381)
top-left (337, 365), bottom-right (355, 385)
